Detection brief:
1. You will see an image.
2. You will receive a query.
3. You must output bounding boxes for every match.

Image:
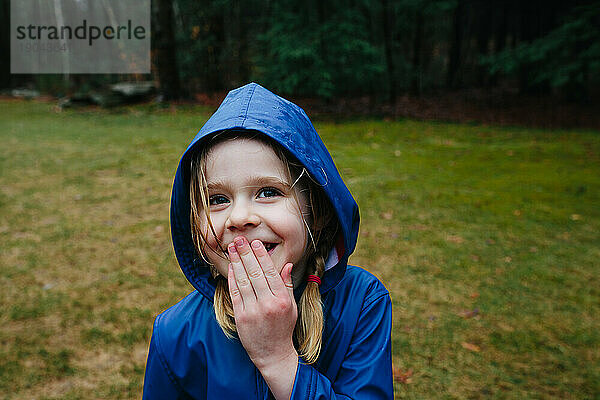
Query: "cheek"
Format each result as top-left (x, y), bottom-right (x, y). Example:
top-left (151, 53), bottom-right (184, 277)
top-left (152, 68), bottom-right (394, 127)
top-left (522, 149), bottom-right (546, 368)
top-left (279, 213), bottom-right (309, 253)
top-left (198, 215), bottom-right (227, 262)
top-left (200, 214), bottom-right (225, 241)
top-left (271, 203), bottom-right (307, 238)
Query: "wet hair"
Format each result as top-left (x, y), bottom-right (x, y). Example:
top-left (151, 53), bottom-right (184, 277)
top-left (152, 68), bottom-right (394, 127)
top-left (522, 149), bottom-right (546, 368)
top-left (189, 130), bottom-right (340, 363)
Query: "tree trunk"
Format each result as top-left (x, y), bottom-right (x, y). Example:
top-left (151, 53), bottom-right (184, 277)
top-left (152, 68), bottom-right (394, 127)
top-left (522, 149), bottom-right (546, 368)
top-left (410, 9), bottom-right (424, 96)
top-left (476, 4), bottom-right (492, 87)
top-left (446, 1), bottom-right (463, 89)
top-left (154, 0), bottom-right (180, 100)
top-left (0, 0), bottom-right (11, 88)
top-left (381, 0), bottom-right (396, 104)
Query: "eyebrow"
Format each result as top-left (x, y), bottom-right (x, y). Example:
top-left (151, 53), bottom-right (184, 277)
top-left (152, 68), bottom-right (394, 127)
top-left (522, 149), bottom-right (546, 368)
top-left (206, 176), bottom-right (291, 191)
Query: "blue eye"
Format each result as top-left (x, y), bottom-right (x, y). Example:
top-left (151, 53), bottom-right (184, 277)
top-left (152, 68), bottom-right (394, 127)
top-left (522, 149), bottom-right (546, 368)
top-left (257, 187), bottom-right (282, 198)
top-left (209, 195), bottom-right (229, 205)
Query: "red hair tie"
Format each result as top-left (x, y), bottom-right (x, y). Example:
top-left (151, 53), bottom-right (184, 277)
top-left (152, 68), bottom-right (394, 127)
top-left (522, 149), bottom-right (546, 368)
top-left (307, 275), bottom-right (321, 286)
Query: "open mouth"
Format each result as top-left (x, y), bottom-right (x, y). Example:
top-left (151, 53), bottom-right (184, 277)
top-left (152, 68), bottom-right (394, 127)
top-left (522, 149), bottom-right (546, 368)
top-left (263, 242), bottom-right (278, 254)
top-left (222, 240), bottom-right (279, 257)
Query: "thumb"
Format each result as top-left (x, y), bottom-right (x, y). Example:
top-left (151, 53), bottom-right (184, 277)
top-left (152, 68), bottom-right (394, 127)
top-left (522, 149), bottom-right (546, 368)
top-left (281, 262), bottom-right (294, 297)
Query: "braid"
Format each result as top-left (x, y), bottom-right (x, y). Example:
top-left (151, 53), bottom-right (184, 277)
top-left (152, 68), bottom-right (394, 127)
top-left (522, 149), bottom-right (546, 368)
top-left (214, 277), bottom-right (236, 337)
top-left (296, 205), bottom-right (339, 363)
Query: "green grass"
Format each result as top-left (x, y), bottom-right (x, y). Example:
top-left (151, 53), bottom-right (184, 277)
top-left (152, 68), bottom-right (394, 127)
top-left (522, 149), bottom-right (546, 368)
top-left (1, 100), bottom-right (598, 399)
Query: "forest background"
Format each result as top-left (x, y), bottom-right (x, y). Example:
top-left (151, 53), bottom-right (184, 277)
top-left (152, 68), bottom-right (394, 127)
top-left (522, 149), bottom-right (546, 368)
top-left (1, 0), bottom-right (599, 128)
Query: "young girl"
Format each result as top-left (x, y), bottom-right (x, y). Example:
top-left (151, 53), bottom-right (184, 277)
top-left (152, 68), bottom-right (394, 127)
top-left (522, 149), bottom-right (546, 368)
top-left (143, 83), bottom-right (392, 399)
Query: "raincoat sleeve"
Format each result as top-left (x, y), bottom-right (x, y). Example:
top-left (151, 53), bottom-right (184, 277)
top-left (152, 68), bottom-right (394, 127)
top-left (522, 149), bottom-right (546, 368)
top-left (290, 292), bottom-right (393, 399)
top-left (142, 317), bottom-right (189, 400)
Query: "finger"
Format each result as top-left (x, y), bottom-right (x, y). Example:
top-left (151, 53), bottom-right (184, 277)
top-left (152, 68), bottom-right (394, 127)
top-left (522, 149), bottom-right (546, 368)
top-left (281, 263), bottom-right (295, 299)
top-left (251, 239), bottom-right (287, 296)
top-left (228, 241), bottom-right (257, 304)
top-left (227, 263), bottom-right (244, 311)
top-left (234, 237), bottom-right (271, 299)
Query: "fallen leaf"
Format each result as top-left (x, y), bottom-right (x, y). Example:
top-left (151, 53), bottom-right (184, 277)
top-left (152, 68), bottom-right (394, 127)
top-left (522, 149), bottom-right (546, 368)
top-left (498, 322), bottom-right (515, 332)
top-left (458, 308), bottom-right (479, 319)
top-left (558, 232), bottom-right (570, 240)
top-left (394, 150), bottom-right (402, 157)
top-left (469, 292), bottom-right (480, 299)
top-left (504, 256), bottom-right (512, 263)
top-left (570, 214), bottom-right (581, 221)
top-left (446, 235), bottom-right (464, 244)
top-left (380, 211), bottom-right (393, 220)
top-left (393, 365), bottom-right (414, 384)
top-left (461, 342), bottom-right (481, 352)
top-left (513, 209), bottom-right (521, 216)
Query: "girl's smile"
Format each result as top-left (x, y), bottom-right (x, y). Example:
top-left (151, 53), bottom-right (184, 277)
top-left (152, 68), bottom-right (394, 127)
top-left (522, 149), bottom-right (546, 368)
top-left (199, 137), bottom-right (310, 284)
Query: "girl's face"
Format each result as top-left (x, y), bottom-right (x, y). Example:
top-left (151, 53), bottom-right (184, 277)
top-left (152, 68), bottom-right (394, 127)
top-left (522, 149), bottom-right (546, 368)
top-left (199, 138), bottom-right (310, 282)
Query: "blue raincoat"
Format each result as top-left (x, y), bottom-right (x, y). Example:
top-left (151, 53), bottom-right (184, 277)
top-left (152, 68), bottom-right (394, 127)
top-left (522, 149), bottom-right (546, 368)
top-left (143, 83), bottom-right (393, 399)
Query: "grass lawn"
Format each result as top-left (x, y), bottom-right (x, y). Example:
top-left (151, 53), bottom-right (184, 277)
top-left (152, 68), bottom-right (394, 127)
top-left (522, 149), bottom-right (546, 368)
top-left (1, 99), bottom-right (598, 399)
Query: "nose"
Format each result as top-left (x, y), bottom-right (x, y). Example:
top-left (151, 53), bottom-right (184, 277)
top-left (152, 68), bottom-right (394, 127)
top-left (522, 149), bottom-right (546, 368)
top-left (225, 199), bottom-right (260, 231)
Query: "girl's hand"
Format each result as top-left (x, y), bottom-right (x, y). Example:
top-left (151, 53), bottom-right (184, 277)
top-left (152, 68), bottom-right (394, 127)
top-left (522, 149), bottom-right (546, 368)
top-left (227, 236), bottom-right (298, 399)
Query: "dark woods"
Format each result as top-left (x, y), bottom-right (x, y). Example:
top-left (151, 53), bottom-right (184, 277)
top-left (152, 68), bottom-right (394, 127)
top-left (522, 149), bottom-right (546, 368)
top-left (149, 0), bottom-right (600, 103)
top-left (1, 0), bottom-right (599, 104)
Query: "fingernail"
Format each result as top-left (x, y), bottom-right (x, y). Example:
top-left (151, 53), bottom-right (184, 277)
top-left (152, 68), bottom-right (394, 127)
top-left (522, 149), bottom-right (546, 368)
top-left (228, 243), bottom-right (237, 253)
top-left (234, 237), bottom-right (244, 247)
top-left (251, 240), bottom-right (262, 249)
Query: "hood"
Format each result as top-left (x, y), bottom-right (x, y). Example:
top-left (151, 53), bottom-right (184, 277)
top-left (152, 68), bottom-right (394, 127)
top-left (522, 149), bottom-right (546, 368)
top-left (170, 83), bottom-right (360, 300)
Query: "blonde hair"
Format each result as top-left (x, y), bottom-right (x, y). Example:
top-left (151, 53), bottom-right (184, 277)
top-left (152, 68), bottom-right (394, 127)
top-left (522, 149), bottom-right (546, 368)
top-left (189, 131), bottom-right (339, 364)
